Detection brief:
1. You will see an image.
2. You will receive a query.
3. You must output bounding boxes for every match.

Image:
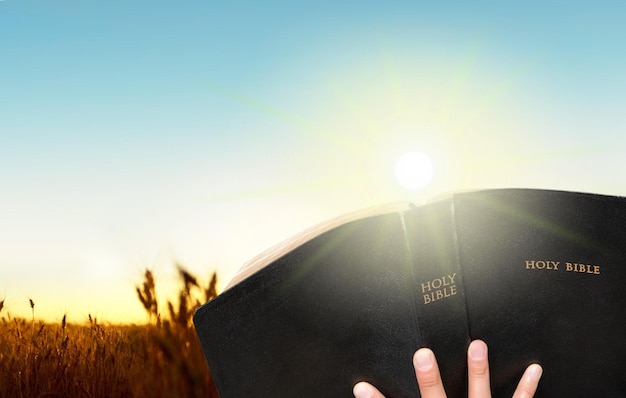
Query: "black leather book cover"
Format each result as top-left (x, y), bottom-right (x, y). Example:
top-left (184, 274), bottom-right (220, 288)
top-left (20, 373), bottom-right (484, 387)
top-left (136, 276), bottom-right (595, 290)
top-left (193, 189), bottom-right (626, 397)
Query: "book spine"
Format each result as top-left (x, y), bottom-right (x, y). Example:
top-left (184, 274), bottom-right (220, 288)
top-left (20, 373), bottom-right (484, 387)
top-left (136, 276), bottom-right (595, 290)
top-left (403, 199), bottom-right (470, 397)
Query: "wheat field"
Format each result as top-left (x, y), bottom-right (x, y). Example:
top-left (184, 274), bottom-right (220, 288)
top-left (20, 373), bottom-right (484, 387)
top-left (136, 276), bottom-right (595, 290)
top-left (0, 267), bottom-right (220, 398)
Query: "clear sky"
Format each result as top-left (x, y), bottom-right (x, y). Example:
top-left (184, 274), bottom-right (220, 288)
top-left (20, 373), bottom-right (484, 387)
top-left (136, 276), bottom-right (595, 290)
top-left (2, 1), bottom-right (625, 323)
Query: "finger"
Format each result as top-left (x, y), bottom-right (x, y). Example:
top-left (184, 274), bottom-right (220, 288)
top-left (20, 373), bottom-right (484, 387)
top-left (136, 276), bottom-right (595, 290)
top-left (413, 348), bottom-right (447, 398)
top-left (353, 381), bottom-right (386, 398)
top-left (467, 340), bottom-right (491, 398)
top-left (511, 364), bottom-right (542, 398)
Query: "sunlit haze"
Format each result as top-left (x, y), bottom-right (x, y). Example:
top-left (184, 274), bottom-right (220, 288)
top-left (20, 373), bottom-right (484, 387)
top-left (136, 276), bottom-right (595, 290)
top-left (2, 2), bottom-right (626, 323)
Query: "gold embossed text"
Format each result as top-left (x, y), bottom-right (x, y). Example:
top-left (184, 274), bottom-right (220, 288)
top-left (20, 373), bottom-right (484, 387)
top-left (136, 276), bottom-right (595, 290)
top-left (525, 260), bottom-right (601, 275)
top-left (422, 273), bottom-right (457, 304)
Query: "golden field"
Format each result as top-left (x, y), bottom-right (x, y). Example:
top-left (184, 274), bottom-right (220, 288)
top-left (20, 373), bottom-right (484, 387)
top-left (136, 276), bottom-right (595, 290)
top-left (0, 267), bottom-right (220, 398)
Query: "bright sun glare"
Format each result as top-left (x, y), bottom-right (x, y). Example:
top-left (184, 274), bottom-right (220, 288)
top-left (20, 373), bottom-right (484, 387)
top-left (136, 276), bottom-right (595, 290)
top-left (394, 151), bottom-right (434, 190)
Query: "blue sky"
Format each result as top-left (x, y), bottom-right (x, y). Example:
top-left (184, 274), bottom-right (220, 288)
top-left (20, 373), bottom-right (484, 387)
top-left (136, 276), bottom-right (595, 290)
top-left (2, 1), bottom-right (626, 322)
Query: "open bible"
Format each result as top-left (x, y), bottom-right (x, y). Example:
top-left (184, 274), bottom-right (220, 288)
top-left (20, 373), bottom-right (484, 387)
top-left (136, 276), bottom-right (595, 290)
top-left (193, 189), bottom-right (626, 397)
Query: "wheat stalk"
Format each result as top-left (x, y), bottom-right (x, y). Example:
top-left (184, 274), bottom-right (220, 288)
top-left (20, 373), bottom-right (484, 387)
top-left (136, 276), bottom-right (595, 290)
top-left (29, 298), bottom-right (35, 336)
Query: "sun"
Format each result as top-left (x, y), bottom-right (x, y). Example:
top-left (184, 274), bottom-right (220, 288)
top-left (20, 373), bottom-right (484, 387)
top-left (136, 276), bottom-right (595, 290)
top-left (394, 151), bottom-right (434, 190)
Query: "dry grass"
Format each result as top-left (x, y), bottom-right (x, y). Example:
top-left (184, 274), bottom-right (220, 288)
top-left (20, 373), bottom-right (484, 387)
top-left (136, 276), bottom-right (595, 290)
top-left (0, 266), bottom-right (219, 398)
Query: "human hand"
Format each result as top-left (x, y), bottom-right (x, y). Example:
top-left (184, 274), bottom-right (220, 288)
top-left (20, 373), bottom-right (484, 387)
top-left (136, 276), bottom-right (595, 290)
top-left (353, 340), bottom-right (543, 398)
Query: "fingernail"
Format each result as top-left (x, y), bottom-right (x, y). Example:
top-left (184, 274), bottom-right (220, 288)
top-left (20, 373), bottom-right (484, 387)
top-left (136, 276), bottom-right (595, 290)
top-left (353, 382), bottom-right (374, 398)
top-left (414, 348), bottom-right (434, 371)
top-left (526, 364), bottom-right (543, 382)
top-left (468, 340), bottom-right (487, 360)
